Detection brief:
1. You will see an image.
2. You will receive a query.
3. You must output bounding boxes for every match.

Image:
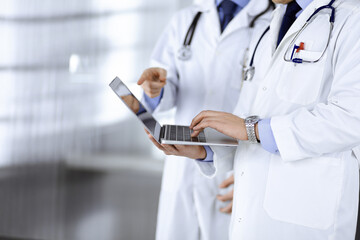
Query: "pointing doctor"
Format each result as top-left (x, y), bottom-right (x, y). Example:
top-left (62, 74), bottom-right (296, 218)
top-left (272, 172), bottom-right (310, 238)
top-left (137, 0), bottom-right (273, 239)
top-left (187, 0), bottom-right (360, 239)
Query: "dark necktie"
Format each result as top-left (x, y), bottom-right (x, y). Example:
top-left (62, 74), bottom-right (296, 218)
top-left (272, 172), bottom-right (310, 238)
top-left (277, 1), bottom-right (302, 47)
top-left (220, 0), bottom-right (238, 33)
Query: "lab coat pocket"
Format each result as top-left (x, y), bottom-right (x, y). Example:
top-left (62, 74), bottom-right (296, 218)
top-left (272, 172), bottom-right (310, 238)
top-left (264, 154), bottom-right (343, 230)
top-left (276, 51), bottom-right (326, 105)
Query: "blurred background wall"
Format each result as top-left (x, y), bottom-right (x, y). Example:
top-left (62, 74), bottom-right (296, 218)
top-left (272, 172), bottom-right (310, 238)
top-left (0, 0), bottom-right (192, 239)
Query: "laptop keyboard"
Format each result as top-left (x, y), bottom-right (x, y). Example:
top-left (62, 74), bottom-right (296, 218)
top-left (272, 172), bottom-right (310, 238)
top-left (165, 125), bottom-right (206, 143)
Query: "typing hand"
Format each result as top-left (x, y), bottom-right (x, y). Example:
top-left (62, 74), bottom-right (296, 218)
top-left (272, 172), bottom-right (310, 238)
top-left (217, 174), bottom-right (234, 214)
top-left (144, 129), bottom-right (206, 159)
top-left (137, 68), bottom-right (167, 98)
top-left (190, 111), bottom-right (248, 140)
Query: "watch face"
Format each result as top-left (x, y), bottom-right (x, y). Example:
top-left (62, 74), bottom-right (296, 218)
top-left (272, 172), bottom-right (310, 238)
top-left (246, 116), bottom-right (259, 123)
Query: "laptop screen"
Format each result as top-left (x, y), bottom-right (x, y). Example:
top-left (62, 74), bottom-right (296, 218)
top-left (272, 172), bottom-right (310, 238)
top-left (109, 77), bottom-right (158, 137)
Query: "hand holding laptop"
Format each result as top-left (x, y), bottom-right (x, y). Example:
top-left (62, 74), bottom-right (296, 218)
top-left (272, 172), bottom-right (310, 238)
top-left (144, 129), bottom-right (207, 160)
top-left (109, 77), bottom-right (238, 147)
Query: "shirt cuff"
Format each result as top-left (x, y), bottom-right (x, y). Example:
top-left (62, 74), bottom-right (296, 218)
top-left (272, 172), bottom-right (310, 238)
top-left (196, 146), bottom-right (214, 162)
top-left (258, 118), bottom-right (279, 154)
top-left (143, 88), bottom-right (164, 111)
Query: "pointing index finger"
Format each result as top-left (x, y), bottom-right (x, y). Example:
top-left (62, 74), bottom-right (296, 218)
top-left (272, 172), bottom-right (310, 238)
top-left (157, 68), bottom-right (167, 82)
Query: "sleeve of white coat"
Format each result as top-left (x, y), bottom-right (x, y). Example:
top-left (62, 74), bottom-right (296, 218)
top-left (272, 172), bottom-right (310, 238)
top-left (195, 146), bottom-right (236, 178)
top-left (271, 12), bottom-right (360, 162)
top-left (142, 13), bottom-right (181, 113)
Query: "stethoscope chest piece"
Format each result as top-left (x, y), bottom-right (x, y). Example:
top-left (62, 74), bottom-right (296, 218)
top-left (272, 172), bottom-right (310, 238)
top-left (178, 46), bottom-right (192, 61)
top-left (177, 11), bottom-right (202, 61)
top-left (243, 66), bottom-right (255, 82)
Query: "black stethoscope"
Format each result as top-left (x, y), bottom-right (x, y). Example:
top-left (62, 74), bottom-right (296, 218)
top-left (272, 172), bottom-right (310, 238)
top-left (284, 0), bottom-right (335, 64)
top-left (177, 12), bottom-right (202, 61)
top-left (243, 0), bottom-right (336, 81)
top-left (242, 26), bottom-right (270, 81)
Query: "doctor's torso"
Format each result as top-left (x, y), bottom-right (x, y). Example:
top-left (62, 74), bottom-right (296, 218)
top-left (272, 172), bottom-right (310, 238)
top-left (151, 0), bottom-right (271, 125)
top-left (230, 0), bottom-right (360, 239)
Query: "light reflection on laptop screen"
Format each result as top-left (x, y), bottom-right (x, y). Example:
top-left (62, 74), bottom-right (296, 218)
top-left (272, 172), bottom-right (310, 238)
top-left (109, 77), bottom-right (157, 136)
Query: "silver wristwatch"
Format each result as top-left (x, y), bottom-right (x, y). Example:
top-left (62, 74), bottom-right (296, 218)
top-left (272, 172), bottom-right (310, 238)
top-left (245, 116), bottom-right (260, 144)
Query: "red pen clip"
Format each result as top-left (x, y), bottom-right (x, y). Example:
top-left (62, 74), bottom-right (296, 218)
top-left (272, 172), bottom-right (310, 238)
top-left (296, 42), bottom-right (305, 53)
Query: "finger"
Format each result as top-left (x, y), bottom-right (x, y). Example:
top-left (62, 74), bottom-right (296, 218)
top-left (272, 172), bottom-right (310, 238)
top-left (190, 111), bottom-right (210, 129)
top-left (191, 130), bottom-right (203, 137)
top-left (146, 81), bottom-right (165, 90)
top-left (190, 111), bottom-right (221, 129)
top-left (217, 190), bottom-right (234, 202)
top-left (138, 68), bottom-right (167, 85)
top-left (219, 175), bottom-right (234, 188)
top-left (142, 82), bottom-right (164, 98)
top-left (156, 68), bottom-right (167, 82)
top-left (220, 201), bottom-right (233, 214)
top-left (137, 70), bottom-right (151, 85)
top-left (161, 144), bottom-right (178, 154)
top-left (173, 144), bottom-right (191, 152)
top-left (147, 133), bottom-right (166, 151)
top-left (173, 145), bottom-right (183, 151)
top-left (192, 118), bottom-right (222, 132)
top-left (191, 117), bottom-right (221, 137)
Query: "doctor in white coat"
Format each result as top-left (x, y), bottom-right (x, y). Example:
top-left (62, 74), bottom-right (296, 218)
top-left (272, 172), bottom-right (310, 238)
top-left (186, 0), bottom-right (360, 239)
top-left (137, 0), bottom-right (272, 239)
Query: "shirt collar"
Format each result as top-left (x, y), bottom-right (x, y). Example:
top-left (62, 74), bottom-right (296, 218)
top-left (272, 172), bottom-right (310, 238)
top-left (295, 0), bottom-right (313, 11)
top-left (215, 0), bottom-right (250, 9)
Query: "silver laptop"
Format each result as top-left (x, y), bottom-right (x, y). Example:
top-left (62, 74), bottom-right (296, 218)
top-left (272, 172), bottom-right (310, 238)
top-left (109, 77), bottom-right (238, 147)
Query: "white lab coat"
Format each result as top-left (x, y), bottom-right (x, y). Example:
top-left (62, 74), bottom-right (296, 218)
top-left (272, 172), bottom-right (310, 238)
top-left (145, 0), bottom-right (271, 239)
top-left (196, 0), bottom-right (360, 239)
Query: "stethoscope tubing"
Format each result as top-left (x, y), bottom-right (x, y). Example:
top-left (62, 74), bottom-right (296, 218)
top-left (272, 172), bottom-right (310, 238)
top-left (183, 12), bottom-right (203, 47)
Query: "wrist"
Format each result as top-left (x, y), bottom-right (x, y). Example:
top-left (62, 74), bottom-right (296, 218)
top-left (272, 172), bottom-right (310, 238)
top-left (198, 146), bottom-right (207, 160)
top-left (245, 116), bottom-right (260, 143)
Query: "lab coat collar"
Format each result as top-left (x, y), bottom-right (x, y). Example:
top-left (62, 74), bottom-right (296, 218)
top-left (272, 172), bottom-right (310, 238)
top-left (193, 0), bottom-right (271, 40)
top-left (220, 0), bottom-right (271, 40)
top-left (193, 0), bottom-right (215, 12)
top-left (194, 0), bottom-right (269, 17)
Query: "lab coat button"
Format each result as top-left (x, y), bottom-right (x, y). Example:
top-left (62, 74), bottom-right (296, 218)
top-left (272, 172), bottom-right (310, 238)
top-left (241, 171), bottom-right (244, 176)
top-left (263, 87), bottom-right (267, 91)
top-left (238, 218), bottom-right (242, 222)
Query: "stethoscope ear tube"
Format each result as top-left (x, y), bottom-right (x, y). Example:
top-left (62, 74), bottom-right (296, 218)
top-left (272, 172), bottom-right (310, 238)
top-left (243, 26), bottom-right (270, 81)
top-left (178, 12), bottom-right (202, 61)
top-left (183, 12), bottom-right (202, 47)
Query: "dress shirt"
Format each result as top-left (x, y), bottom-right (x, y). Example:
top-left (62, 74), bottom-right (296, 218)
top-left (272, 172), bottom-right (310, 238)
top-left (216, 0), bottom-right (249, 23)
